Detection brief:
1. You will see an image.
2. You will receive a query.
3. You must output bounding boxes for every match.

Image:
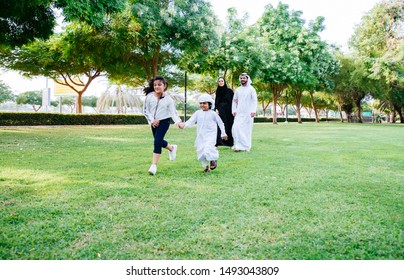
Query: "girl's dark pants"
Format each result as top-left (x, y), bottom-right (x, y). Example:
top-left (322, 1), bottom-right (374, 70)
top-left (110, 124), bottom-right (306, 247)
top-left (151, 118), bottom-right (170, 154)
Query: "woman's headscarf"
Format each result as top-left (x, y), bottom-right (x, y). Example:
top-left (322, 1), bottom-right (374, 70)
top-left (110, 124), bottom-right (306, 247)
top-left (215, 77), bottom-right (228, 97)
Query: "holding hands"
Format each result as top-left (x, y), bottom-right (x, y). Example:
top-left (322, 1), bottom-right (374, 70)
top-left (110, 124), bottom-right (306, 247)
top-left (151, 119), bottom-right (160, 128)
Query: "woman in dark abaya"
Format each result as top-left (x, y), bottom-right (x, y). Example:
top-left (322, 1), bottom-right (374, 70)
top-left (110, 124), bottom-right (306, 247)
top-left (214, 77), bottom-right (234, 147)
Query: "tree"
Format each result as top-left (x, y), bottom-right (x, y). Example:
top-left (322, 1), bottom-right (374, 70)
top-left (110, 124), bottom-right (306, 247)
top-left (287, 16), bottom-right (339, 123)
top-left (300, 92), bottom-right (314, 118)
top-left (380, 86), bottom-right (404, 122)
top-left (2, 30), bottom-right (102, 114)
top-left (256, 3), bottom-right (338, 124)
top-left (204, 7), bottom-right (259, 86)
top-left (254, 79), bottom-right (273, 117)
top-left (350, 0), bottom-right (403, 89)
top-left (16, 90), bottom-right (42, 111)
top-left (316, 91), bottom-right (339, 120)
top-left (0, 0), bottom-right (55, 49)
top-left (57, 96), bottom-right (76, 113)
top-left (115, 0), bottom-right (219, 81)
top-left (255, 3), bottom-right (302, 124)
top-left (0, 80), bottom-right (15, 103)
top-left (288, 86), bottom-right (303, 121)
top-left (1, 12), bottom-right (140, 113)
top-left (187, 74), bottom-right (217, 94)
top-left (306, 44), bottom-right (339, 123)
top-left (0, 0), bottom-right (124, 49)
top-left (334, 55), bottom-right (384, 122)
top-left (81, 95), bottom-right (98, 112)
top-left (1, 1), bottom-right (133, 113)
top-left (54, 0), bottom-right (125, 28)
top-left (350, 0), bottom-right (404, 122)
top-left (309, 91), bottom-right (330, 120)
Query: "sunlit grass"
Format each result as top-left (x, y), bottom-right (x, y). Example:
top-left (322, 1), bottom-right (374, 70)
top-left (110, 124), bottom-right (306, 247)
top-left (0, 123), bottom-right (403, 259)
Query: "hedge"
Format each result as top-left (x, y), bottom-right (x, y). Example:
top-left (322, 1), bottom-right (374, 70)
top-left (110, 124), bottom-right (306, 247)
top-left (253, 117), bottom-right (334, 123)
top-left (0, 112), bottom-right (335, 126)
top-left (0, 112), bottom-right (148, 126)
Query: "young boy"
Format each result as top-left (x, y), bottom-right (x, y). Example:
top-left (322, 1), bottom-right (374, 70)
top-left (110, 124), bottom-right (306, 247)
top-left (178, 94), bottom-right (228, 173)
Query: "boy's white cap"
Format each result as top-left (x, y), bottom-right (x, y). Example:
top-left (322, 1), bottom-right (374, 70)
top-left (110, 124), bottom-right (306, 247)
top-left (198, 94), bottom-right (214, 104)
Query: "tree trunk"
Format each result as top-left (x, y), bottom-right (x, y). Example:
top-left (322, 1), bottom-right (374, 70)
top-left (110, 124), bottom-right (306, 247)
top-left (32, 105), bottom-right (42, 112)
top-left (144, 62), bottom-right (152, 80)
top-left (77, 93), bottom-right (83, 114)
top-left (272, 95), bottom-right (278, 124)
top-left (280, 104), bottom-right (286, 117)
top-left (390, 111), bottom-right (396, 123)
top-left (270, 84), bottom-right (285, 125)
top-left (295, 91), bottom-right (302, 124)
top-left (152, 46), bottom-right (161, 77)
top-left (57, 72), bottom-right (99, 114)
top-left (305, 107), bottom-right (312, 118)
top-left (354, 99), bottom-right (362, 123)
top-left (393, 105), bottom-right (403, 123)
top-left (261, 100), bottom-right (266, 116)
top-left (346, 111), bottom-right (352, 122)
top-left (309, 91), bottom-right (319, 123)
top-left (337, 104), bottom-right (344, 122)
top-left (261, 101), bottom-right (271, 116)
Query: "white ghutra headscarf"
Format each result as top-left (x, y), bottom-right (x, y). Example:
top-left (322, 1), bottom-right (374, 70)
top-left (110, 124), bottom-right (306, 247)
top-left (198, 93), bottom-right (215, 110)
top-left (239, 73), bottom-right (252, 86)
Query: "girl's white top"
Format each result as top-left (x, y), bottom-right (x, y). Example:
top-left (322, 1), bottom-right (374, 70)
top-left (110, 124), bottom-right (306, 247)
top-left (143, 92), bottom-right (182, 124)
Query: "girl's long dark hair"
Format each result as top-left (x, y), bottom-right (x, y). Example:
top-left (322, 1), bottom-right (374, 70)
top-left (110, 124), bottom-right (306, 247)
top-left (143, 76), bottom-right (168, 95)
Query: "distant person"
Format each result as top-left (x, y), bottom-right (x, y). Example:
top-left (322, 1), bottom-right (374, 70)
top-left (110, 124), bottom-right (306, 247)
top-left (214, 77), bottom-right (234, 147)
top-left (178, 94), bottom-right (228, 173)
top-left (143, 76), bottom-right (181, 175)
top-left (231, 73), bottom-right (258, 152)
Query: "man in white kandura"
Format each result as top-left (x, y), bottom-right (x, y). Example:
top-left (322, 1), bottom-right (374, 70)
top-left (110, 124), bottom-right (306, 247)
top-left (231, 73), bottom-right (258, 152)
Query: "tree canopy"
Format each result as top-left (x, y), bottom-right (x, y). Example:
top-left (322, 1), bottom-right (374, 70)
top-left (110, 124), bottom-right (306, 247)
top-left (0, 0), bottom-right (402, 122)
top-left (255, 3), bottom-right (339, 123)
top-left (0, 0), bottom-right (55, 48)
top-left (0, 8), bottom-right (141, 113)
top-left (16, 90), bottom-right (43, 111)
top-left (0, 80), bottom-right (15, 103)
top-left (349, 0), bottom-right (403, 122)
top-left (0, 0), bottom-right (124, 49)
top-left (118, 0), bottom-right (219, 80)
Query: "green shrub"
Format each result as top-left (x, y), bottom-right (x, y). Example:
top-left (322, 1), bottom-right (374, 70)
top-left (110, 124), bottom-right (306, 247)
top-left (0, 112), bottom-right (338, 126)
top-left (0, 112), bottom-right (149, 126)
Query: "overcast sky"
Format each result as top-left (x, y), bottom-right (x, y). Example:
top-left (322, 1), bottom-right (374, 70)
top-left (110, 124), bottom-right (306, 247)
top-left (1, 0), bottom-right (380, 94)
top-left (209, 0), bottom-right (380, 49)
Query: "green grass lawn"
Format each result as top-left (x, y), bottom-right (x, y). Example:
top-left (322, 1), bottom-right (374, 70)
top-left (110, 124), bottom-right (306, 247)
top-left (0, 122), bottom-right (403, 260)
